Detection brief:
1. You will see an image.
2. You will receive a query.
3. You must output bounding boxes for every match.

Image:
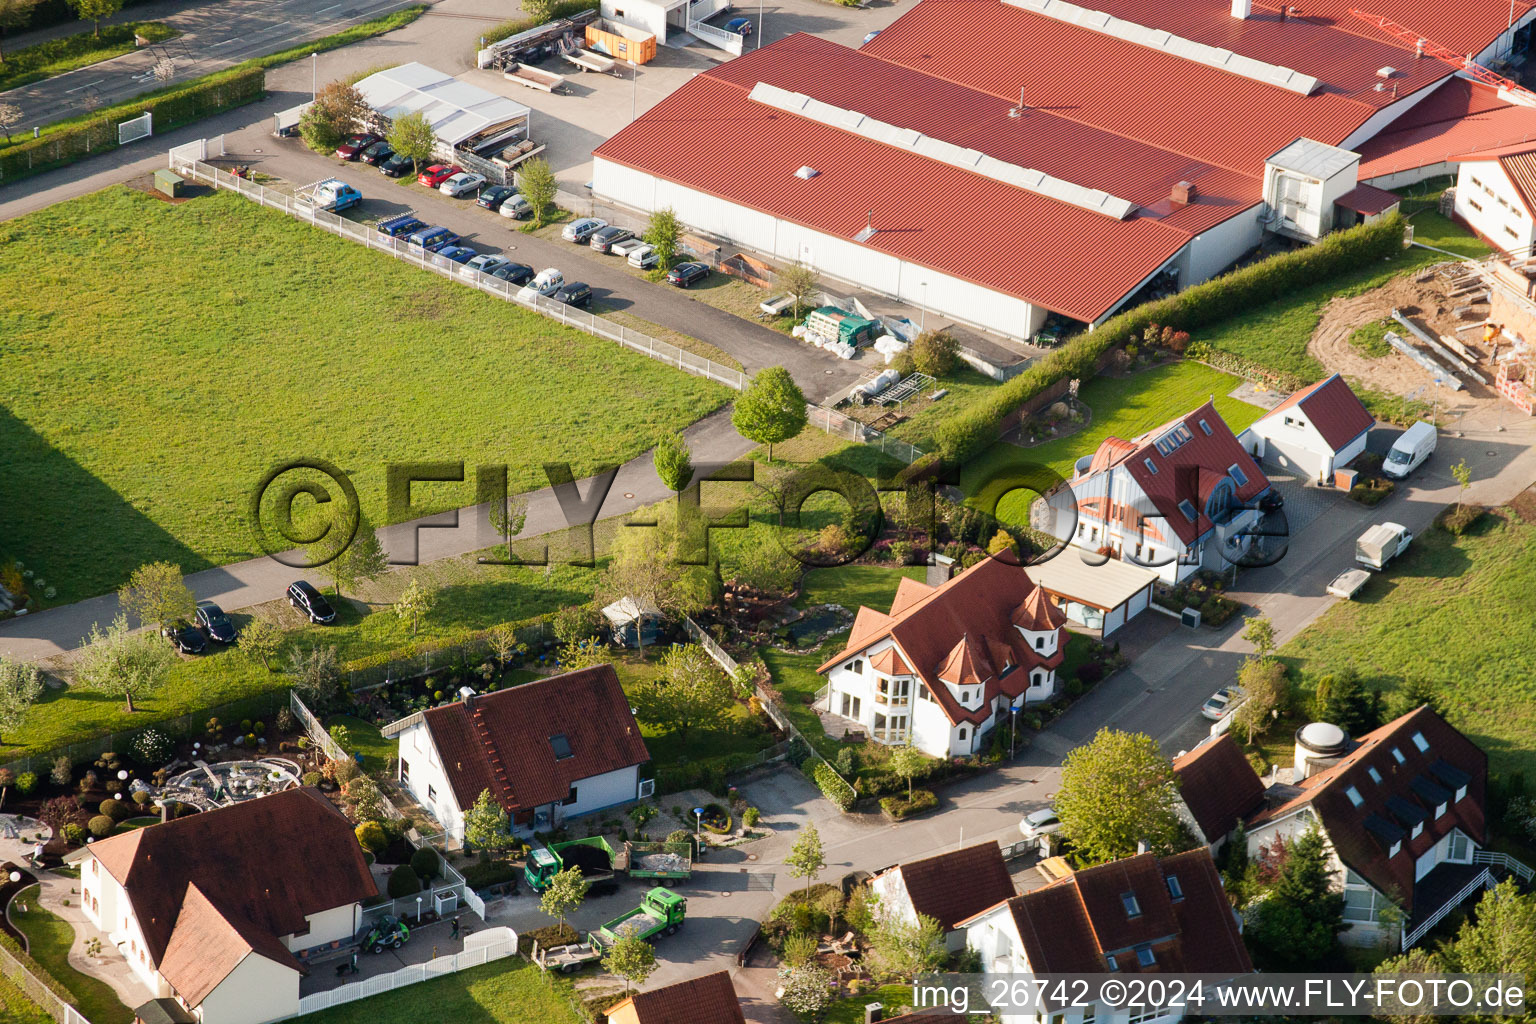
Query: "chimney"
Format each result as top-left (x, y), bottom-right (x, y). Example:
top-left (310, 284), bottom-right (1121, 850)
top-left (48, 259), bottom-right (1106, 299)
top-left (864, 1004), bottom-right (884, 1024)
top-left (1136, 839), bottom-right (1149, 855)
top-left (1230, 0), bottom-right (1251, 19)
top-left (1171, 181), bottom-right (1197, 205)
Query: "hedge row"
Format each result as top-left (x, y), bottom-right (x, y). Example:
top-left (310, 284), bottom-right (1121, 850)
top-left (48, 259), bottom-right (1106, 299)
top-left (482, 1), bottom-right (599, 46)
top-left (12, 0), bottom-right (149, 35)
top-left (934, 214), bottom-right (1409, 463)
top-left (0, 65), bottom-right (265, 183)
top-left (341, 612), bottom-right (553, 685)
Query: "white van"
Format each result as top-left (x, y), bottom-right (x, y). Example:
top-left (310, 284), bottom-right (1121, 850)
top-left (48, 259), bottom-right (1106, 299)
top-left (516, 268), bottom-right (564, 302)
top-left (1383, 421), bottom-right (1436, 479)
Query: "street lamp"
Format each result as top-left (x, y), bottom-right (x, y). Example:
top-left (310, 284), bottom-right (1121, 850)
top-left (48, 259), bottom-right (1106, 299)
top-left (312, 52), bottom-right (318, 101)
top-left (692, 806), bottom-right (704, 838)
top-left (1010, 703), bottom-right (1018, 757)
top-left (920, 281), bottom-right (928, 332)
top-left (630, 60), bottom-right (639, 123)
top-left (415, 896), bottom-right (423, 923)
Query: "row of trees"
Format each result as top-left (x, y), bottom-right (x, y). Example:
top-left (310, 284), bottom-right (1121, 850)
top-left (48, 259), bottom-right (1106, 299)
top-left (0, 0), bottom-right (126, 58)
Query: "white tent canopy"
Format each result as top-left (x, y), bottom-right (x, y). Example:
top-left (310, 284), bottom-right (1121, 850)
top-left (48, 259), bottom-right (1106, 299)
top-left (353, 62), bottom-right (530, 149)
top-left (601, 596), bottom-right (662, 627)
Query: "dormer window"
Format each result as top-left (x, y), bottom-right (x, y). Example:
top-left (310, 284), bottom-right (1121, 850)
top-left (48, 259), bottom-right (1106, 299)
top-left (1121, 892), bottom-right (1141, 918)
top-left (1166, 875), bottom-right (1183, 901)
top-left (550, 734), bottom-right (574, 760)
top-left (1107, 954), bottom-right (1120, 972)
top-left (1412, 822), bottom-right (1423, 838)
top-left (1391, 747), bottom-right (1406, 765)
top-left (1389, 840), bottom-right (1402, 857)
top-left (1455, 784), bottom-right (1467, 802)
top-left (1368, 766), bottom-right (1383, 784)
top-left (1436, 802), bottom-right (1447, 819)
top-left (1228, 464), bottom-right (1249, 487)
top-left (1135, 945), bottom-right (1156, 967)
top-left (1035, 636), bottom-right (1044, 650)
top-left (1412, 731), bottom-right (1430, 753)
top-left (1345, 786), bottom-right (1364, 808)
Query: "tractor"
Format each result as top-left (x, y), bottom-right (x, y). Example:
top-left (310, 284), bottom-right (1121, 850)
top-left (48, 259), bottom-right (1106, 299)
top-left (362, 915), bottom-right (410, 954)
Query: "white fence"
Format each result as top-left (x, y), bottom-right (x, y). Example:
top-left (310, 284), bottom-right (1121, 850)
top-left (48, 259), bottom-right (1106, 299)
top-left (166, 146), bottom-right (748, 391)
top-left (117, 112), bottom-right (152, 146)
top-left (289, 927), bottom-right (518, 1018)
top-left (807, 404), bottom-right (924, 463)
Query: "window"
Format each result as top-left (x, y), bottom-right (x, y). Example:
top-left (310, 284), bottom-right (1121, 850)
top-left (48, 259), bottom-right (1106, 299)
top-left (1391, 747), bottom-right (1406, 764)
top-left (1284, 415), bottom-right (1301, 428)
top-left (1343, 887), bottom-right (1377, 922)
top-left (917, 684), bottom-right (932, 703)
top-left (1411, 731), bottom-right (1430, 753)
top-left (1144, 458), bottom-right (1159, 474)
top-left (427, 785), bottom-right (438, 803)
top-left (564, 786), bottom-right (579, 806)
top-left (1198, 418), bottom-right (1213, 436)
top-left (1135, 945), bottom-right (1156, 967)
top-left (958, 728), bottom-right (968, 741)
top-left (1472, 175), bottom-right (1483, 187)
top-left (400, 760), bottom-right (410, 782)
top-left (850, 660), bottom-right (864, 675)
top-left (1389, 840), bottom-right (1402, 857)
top-left (1412, 822), bottom-right (1423, 839)
top-left (1035, 636), bottom-right (1044, 650)
top-left (1368, 766), bottom-right (1383, 784)
top-left (1106, 954), bottom-right (1120, 972)
top-left (1346, 786), bottom-right (1364, 807)
top-left (1470, 198), bottom-right (1484, 212)
top-left (1449, 831), bottom-right (1470, 861)
top-left (1228, 464), bottom-right (1249, 487)
top-left (1177, 499), bottom-right (1197, 523)
top-left (550, 734), bottom-right (574, 760)
top-left (1129, 1004), bottom-right (1164, 1024)
top-left (1455, 784), bottom-right (1467, 802)
top-left (1166, 875), bottom-right (1184, 901)
top-left (1436, 802), bottom-right (1447, 819)
top-left (1121, 892), bottom-right (1142, 918)
top-left (1082, 1008), bottom-right (1096, 1024)
top-left (1505, 225), bottom-right (1519, 239)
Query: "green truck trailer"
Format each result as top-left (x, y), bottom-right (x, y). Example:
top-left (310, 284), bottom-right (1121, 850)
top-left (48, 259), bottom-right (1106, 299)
top-left (590, 887), bottom-right (687, 949)
top-left (524, 837), bottom-right (691, 890)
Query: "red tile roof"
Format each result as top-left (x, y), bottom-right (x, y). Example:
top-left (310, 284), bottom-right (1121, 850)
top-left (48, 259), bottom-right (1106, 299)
top-left (1358, 78), bottom-right (1536, 180)
top-left (881, 842), bottom-right (1017, 931)
top-left (423, 665), bottom-right (650, 815)
top-left (89, 788), bottom-right (375, 980)
top-left (605, 971), bottom-right (746, 1024)
top-left (999, 850), bottom-right (1252, 977)
top-left (818, 553), bottom-right (1065, 725)
top-left (157, 883), bottom-right (300, 1008)
top-left (870, 647), bottom-right (913, 675)
top-left (1336, 183), bottom-right (1403, 215)
top-left (1174, 735), bottom-right (1267, 843)
top-left (1262, 373), bottom-right (1376, 451)
top-left (1248, 707), bottom-right (1486, 912)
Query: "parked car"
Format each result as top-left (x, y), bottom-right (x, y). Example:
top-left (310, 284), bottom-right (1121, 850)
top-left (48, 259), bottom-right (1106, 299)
top-left (477, 184), bottom-right (520, 211)
top-left (1018, 808), bottom-right (1062, 842)
top-left (490, 261), bottom-right (535, 285)
top-left (287, 580), bottom-right (336, 624)
top-left (517, 268), bottom-right (565, 301)
top-left (1383, 420), bottom-right (1437, 480)
top-left (440, 171), bottom-right (487, 198)
top-left (666, 261), bottom-right (710, 288)
top-left (561, 217), bottom-right (608, 243)
top-left (163, 619), bottom-right (208, 654)
top-left (335, 132), bottom-right (381, 160)
top-left (359, 140), bottom-right (395, 166)
top-left (589, 226), bottom-right (634, 253)
top-left (724, 16), bottom-right (752, 34)
top-left (433, 245), bottom-right (478, 265)
top-left (498, 195), bottom-right (534, 220)
top-left (379, 153), bottom-right (416, 178)
top-left (1200, 686), bottom-right (1246, 721)
top-left (1256, 491), bottom-right (1285, 514)
top-left (861, 29), bottom-right (881, 44)
top-left (406, 225), bottom-right (460, 252)
top-left (611, 237), bottom-right (650, 259)
top-left (553, 281), bottom-right (593, 308)
top-left (378, 213), bottom-right (425, 238)
top-left (626, 243), bottom-right (658, 269)
top-left (464, 254), bottom-right (513, 277)
top-left (417, 164), bottom-right (463, 188)
top-left (195, 600), bottom-right (237, 644)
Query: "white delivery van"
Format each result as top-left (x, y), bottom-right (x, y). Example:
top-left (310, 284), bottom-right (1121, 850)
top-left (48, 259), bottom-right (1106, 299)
top-left (1383, 421), bottom-right (1436, 479)
top-left (517, 268), bottom-right (564, 301)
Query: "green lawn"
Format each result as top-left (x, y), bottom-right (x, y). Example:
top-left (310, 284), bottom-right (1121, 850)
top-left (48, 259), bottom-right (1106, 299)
top-left (825, 985), bottom-right (918, 1023)
top-left (0, 187), bottom-right (727, 605)
top-left (960, 360), bottom-right (1261, 527)
top-left (1277, 506), bottom-right (1536, 780)
top-left (1197, 210), bottom-right (1489, 381)
top-left (324, 714), bottom-right (393, 769)
top-left (0, 23), bottom-right (178, 93)
top-left (606, 648), bottom-right (774, 766)
top-left (290, 958), bottom-right (582, 1024)
top-left (10, 886), bottom-right (133, 1024)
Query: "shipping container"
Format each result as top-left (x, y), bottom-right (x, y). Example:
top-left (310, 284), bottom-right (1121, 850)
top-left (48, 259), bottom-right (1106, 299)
top-left (585, 18), bottom-right (656, 64)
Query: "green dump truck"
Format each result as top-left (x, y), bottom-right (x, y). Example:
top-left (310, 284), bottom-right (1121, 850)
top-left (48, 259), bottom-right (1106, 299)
top-left (591, 887), bottom-right (687, 950)
top-left (525, 837), bottom-right (692, 891)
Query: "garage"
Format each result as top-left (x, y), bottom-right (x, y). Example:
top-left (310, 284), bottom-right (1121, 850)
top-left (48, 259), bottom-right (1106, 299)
top-left (1025, 555), bottom-right (1159, 638)
top-left (1247, 373), bottom-right (1375, 486)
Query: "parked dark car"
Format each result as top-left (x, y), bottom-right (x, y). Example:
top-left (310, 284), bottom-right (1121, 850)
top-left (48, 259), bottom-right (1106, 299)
top-left (489, 261), bottom-right (535, 285)
top-left (1257, 491), bottom-right (1285, 514)
top-left (477, 184), bottom-right (520, 211)
top-left (589, 225), bottom-right (635, 253)
top-left (287, 580), bottom-right (336, 624)
top-left (666, 261), bottom-right (710, 288)
top-left (406, 225), bottom-right (460, 252)
top-left (724, 16), bottom-right (752, 34)
top-left (336, 133), bottom-right (382, 160)
top-left (195, 600), bottom-right (237, 644)
top-left (163, 619), bottom-right (208, 654)
top-left (434, 245), bottom-right (478, 265)
top-left (359, 140), bottom-right (395, 165)
top-left (553, 281), bottom-right (593, 308)
top-left (379, 153), bottom-right (415, 178)
top-left (378, 213), bottom-right (425, 238)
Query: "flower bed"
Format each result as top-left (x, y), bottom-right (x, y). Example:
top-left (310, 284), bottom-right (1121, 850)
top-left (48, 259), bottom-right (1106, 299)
top-left (880, 789), bottom-right (937, 820)
top-left (1350, 477), bottom-right (1395, 507)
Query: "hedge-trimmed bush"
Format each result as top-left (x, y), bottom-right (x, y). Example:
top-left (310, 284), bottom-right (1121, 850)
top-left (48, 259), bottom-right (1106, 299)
top-left (410, 846), bottom-right (441, 881)
top-left (387, 863), bottom-right (422, 898)
top-left (63, 823), bottom-right (85, 845)
top-left (880, 789), bottom-right (938, 820)
top-left (810, 759), bottom-right (855, 811)
top-left (355, 821), bottom-right (388, 853)
top-left (99, 798), bottom-right (133, 821)
top-left (933, 215), bottom-right (1407, 464)
top-left (88, 815), bottom-right (116, 837)
top-left (462, 859), bottom-right (520, 890)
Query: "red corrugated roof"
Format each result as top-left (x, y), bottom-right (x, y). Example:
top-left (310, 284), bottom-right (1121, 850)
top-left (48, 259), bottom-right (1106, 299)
top-left (1358, 78), bottom-right (1536, 179)
top-left (1501, 151), bottom-right (1536, 215)
top-left (1336, 182), bottom-right (1403, 214)
top-left (1263, 373), bottom-right (1376, 449)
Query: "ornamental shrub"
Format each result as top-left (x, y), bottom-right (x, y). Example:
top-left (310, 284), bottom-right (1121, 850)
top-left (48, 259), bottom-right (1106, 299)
top-left (99, 798), bottom-right (133, 821)
top-left (410, 846), bottom-right (441, 881)
top-left (387, 863), bottom-right (422, 898)
top-left (16, 772), bottom-right (37, 796)
top-left (64, 824), bottom-right (85, 845)
top-left (88, 815), bottom-right (116, 838)
top-left (302, 772), bottom-right (324, 788)
top-left (355, 820), bottom-right (388, 853)
top-left (129, 728), bottom-right (174, 768)
top-left (811, 760), bottom-right (855, 811)
top-left (132, 790), bottom-right (152, 806)
top-left (879, 789), bottom-right (938, 820)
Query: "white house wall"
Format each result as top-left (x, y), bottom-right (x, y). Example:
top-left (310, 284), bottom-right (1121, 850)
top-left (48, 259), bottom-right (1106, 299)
top-left (288, 903), bottom-right (359, 952)
top-left (397, 723), bottom-right (466, 839)
top-left (1251, 409), bottom-right (1333, 481)
top-left (1456, 160), bottom-right (1536, 253)
top-left (561, 764), bottom-right (640, 821)
top-left (197, 952), bottom-right (300, 1024)
top-left (601, 0), bottom-right (669, 41)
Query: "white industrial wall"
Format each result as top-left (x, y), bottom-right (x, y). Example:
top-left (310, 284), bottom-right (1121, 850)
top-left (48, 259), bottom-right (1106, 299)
top-left (1364, 161), bottom-right (1456, 190)
top-left (1456, 159), bottom-right (1536, 254)
top-left (1341, 81), bottom-right (1450, 153)
top-left (601, 0), bottom-right (670, 42)
top-left (594, 158), bottom-right (1047, 340)
top-left (1183, 203), bottom-right (1266, 285)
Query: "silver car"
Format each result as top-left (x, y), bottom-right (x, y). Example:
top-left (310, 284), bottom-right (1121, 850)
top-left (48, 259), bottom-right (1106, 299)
top-left (1019, 808), bottom-right (1062, 841)
top-left (439, 171), bottom-right (487, 197)
top-left (462, 254), bottom-right (512, 278)
top-left (561, 216), bottom-right (607, 243)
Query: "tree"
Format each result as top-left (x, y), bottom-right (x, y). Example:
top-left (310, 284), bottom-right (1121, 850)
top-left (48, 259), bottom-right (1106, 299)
top-left (1449, 879), bottom-right (1536, 992)
top-left (66, 0), bottom-right (121, 36)
top-left (727, 539), bottom-right (800, 596)
top-left (776, 262), bottom-right (820, 319)
top-left (0, 656), bottom-right (43, 747)
top-left (599, 505), bottom-right (716, 623)
top-left (888, 742), bottom-right (927, 800)
top-left (777, 962), bottom-right (832, 1021)
top-left (643, 207), bottom-right (681, 268)
top-left (1055, 727), bottom-right (1182, 864)
top-left (1248, 827), bottom-right (1344, 971)
top-left (287, 645), bottom-right (342, 709)
top-left (1232, 657), bottom-right (1287, 744)
top-left (652, 432), bottom-right (693, 493)
top-left (299, 80), bottom-right (368, 154)
top-left (462, 788), bottom-right (512, 858)
top-left (732, 366), bottom-right (808, 462)
top-left (522, 0), bottom-right (552, 20)
top-left (601, 934), bottom-right (656, 994)
top-left (785, 823), bottom-right (826, 893)
top-left (385, 110), bottom-right (434, 174)
top-left (539, 866), bottom-right (590, 931)
top-left (117, 561), bottom-right (194, 632)
top-left (867, 911), bottom-right (947, 980)
top-left (313, 513), bottom-right (388, 601)
top-left (1312, 667), bottom-right (1379, 736)
top-left (0, 0), bottom-right (42, 63)
top-left (1391, 677), bottom-right (1443, 719)
top-left (1372, 946), bottom-right (1452, 1024)
top-left (0, 102), bottom-right (20, 142)
top-left (394, 579), bottom-right (436, 636)
top-left (632, 644), bottom-right (733, 743)
top-left (558, 638), bottom-right (610, 671)
top-left (1451, 458), bottom-right (1472, 512)
top-left (1241, 615), bottom-right (1277, 660)
top-left (239, 618), bottom-right (285, 671)
top-left (518, 158), bottom-right (557, 227)
top-left (909, 330), bottom-right (959, 377)
top-left (489, 491), bottom-right (529, 561)
top-left (75, 615), bottom-right (175, 713)
top-left (485, 622), bottom-right (524, 667)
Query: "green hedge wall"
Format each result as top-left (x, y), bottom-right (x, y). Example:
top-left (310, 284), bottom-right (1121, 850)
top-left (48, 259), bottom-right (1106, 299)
top-left (934, 214), bottom-right (1408, 464)
top-left (482, 1), bottom-right (599, 46)
top-left (0, 65), bottom-right (265, 183)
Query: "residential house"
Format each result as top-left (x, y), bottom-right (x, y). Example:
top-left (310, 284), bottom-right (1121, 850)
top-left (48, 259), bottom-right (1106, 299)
top-left (1181, 707), bottom-right (1529, 950)
top-left (79, 788), bottom-right (377, 1024)
top-left (604, 970), bottom-right (746, 1024)
top-left (1172, 735), bottom-right (1266, 853)
top-left (1063, 401), bottom-right (1272, 584)
top-left (960, 849), bottom-right (1252, 1024)
top-left (1245, 373), bottom-right (1374, 486)
top-left (383, 665), bottom-right (651, 838)
top-left (869, 842), bottom-right (1017, 951)
top-left (817, 553), bottom-right (1067, 758)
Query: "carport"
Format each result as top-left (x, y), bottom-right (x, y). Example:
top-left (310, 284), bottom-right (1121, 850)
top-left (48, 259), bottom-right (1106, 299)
top-left (1026, 555), bottom-right (1158, 637)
